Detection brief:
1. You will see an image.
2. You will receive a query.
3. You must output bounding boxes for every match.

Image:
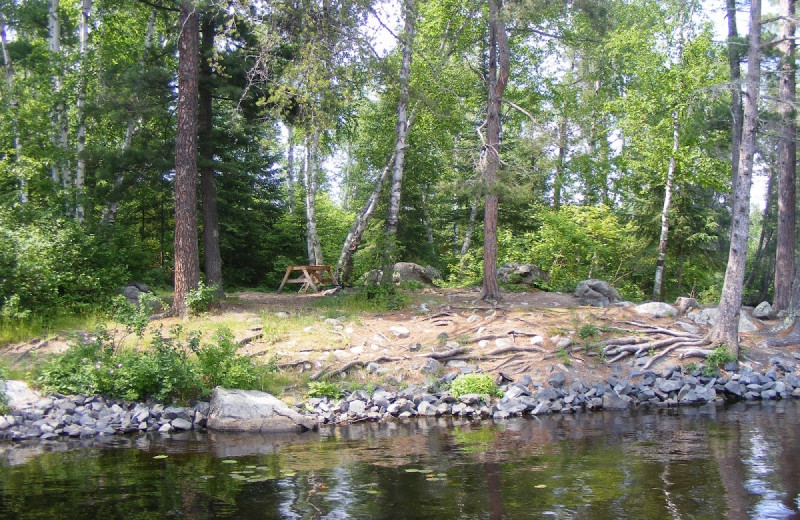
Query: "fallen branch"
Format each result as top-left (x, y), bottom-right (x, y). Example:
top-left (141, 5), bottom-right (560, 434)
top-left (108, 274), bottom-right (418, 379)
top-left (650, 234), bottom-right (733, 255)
top-left (414, 346), bottom-right (470, 359)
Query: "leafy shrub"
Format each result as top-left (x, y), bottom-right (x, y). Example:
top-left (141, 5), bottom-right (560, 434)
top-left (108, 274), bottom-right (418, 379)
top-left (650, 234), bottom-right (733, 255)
top-left (359, 283), bottom-right (406, 310)
top-left (578, 323), bottom-right (601, 340)
top-left (0, 360), bottom-right (9, 415)
top-left (307, 381), bottom-right (344, 399)
top-left (196, 327), bottom-right (262, 392)
top-left (703, 345), bottom-right (737, 376)
top-left (111, 293), bottom-right (163, 337)
top-left (186, 281), bottom-right (219, 315)
top-left (450, 373), bottom-right (502, 399)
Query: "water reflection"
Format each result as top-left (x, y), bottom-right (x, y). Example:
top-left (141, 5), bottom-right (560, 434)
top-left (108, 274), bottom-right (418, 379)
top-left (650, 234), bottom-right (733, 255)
top-left (0, 401), bottom-right (798, 519)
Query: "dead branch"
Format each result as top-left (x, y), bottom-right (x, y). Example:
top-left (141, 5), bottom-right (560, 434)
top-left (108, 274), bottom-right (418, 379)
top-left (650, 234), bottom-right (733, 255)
top-left (414, 346), bottom-right (470, 359)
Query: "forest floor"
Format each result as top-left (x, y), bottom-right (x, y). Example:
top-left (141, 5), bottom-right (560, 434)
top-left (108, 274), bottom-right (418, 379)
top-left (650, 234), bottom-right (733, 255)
top-left (3, 287), bottom-right (797, 400)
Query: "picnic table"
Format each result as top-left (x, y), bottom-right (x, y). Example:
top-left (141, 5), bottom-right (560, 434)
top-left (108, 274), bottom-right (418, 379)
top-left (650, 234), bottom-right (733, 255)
top-left (276, 265), bottom-right (337, 293)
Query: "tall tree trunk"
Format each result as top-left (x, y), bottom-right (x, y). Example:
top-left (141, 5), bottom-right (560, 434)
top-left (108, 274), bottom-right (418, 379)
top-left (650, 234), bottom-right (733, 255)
top-left (286, 125), bottom-right (296, 213)
top-left (74, 0), bottom-right (93, 223)
top-left (744, 170), bottom-right (775, 290)
top-left (335, 152), bottom-right (396, 284)
top-left (460, 195), bottom-right (479, 260)
top-left (385, 0), bottom-right (415, 244)
top-left (101, 9), bottom-right (156, 226)
top-left (0, 11), bottom-right (24, 204)
top-left (199, 13), bottom-right (223, 297)
top-left (553, 113), bottom-right (567, 210)
top-left (481, 0), bottom-right (509, 301)
top-left (172, 1), bottom-right (200, 318)
top-left (709, 0), bottom-right (761, 356)
top-left (727, 0), bottom-right (744, 207)
top-left (652, 111), bottom-right (680, 301)
top-left (49, 0), bottom-right (70, 189)
top-left (422, 191), bottom-right (434, 248)
top-left (304, 130), bottom-right (324, 265)
top-left (773, 0), bottom-right (796, 312)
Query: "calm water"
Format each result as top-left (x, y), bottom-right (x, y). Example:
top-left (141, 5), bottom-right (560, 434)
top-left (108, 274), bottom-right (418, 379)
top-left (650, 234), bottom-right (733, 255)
top-left (0, 401), bottom-right (799, 519)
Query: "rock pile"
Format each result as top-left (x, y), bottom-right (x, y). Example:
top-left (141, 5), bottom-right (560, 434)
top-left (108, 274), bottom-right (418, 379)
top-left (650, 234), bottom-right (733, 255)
top-left (2, 355), bottom-right (799, 443)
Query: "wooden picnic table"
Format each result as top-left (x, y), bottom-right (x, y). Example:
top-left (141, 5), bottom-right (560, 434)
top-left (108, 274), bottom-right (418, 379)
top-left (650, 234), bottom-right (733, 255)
top-left (276, 265), bottom-right (337, 293)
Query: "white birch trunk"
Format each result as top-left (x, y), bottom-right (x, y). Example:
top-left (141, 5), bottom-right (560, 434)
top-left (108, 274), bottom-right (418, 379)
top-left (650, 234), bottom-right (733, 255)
top-left (74, 0), bottom-right (93, 223)
top-left (385, 0), bottom-right (415, 239)
top-left (652, 111), bottom-right (680, 301)
top-left (286, 125), bottom-right (295, 213)
top-left (709, 0), bottom-right (761, 356)
top-left (304, 130), bottom-right (324, 266)
top-left (0, 12), bottom-right (24, 203)
top-left (49, 0), bottom-right (70, 188)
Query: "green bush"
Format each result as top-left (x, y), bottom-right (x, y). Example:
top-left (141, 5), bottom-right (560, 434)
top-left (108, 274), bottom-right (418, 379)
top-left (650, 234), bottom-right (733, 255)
top-left (450, 373), bottom-right (502, 399)
top-left (307, 381), bottom-right (344, 399)
top-left (35, 325), bottom-right (276, 404)
top-left (186, 281), bottom-right (220, 315)
top-left (703, 345), bottom-right (737, 376)
top-left (111, 293), bottom-right (163, 337)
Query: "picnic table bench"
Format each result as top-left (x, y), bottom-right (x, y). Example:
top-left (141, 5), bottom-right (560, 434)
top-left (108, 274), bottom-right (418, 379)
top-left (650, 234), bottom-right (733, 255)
top-left (276, 265), bottom-right (337, 293)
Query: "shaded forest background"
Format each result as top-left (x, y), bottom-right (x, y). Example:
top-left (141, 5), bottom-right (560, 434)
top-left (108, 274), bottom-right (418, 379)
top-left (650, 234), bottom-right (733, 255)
top-left (0, 0), bottom-right (793, 333)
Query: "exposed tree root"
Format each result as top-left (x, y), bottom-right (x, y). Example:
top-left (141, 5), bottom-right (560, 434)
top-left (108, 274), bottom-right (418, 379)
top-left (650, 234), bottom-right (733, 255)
top-left (238, 332), bottom-right (264, 346)
top-left (485, 345), bottom-right (546, 356)
top-left (678, 348), bottom-right (714, 360)
top-left (414, 346), bottom-right (469, 359)
top-left (600, 322), bottom-right (710, 369)
top-left (310, 355), bottom-right (406, 381)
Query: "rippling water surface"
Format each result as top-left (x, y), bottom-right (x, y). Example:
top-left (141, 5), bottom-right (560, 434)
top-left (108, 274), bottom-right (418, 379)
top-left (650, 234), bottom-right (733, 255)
top-left (0, 401), bottom-right (798, 519)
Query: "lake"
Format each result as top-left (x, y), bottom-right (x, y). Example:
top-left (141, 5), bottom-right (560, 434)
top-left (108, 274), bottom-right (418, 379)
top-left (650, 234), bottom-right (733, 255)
top-left (1, 401), bottom-right (798, 519)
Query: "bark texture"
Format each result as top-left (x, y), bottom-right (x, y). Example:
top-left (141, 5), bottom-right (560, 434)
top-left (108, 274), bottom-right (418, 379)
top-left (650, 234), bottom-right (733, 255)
top-left (172, 1), bottom-right (200, 318)
top-left (652, 112), bottom-right (679, 301)
top-left (49, 0), bottom-right (70, 189)
top-left (709, 0), bottom-right (761, 355)
top-left (481, 0), bottom-right (509, 301)
top-left (727, 0), bottom-right (743, 205)
top-left (0, 12), bottom-right (24, 203)
top-left (74, 0), bottom-right (93, 223)
top-left (304, 130), bottom-right (324, 266)
top-left (286, 125), bottom-right (295, 213)
top-left (773, 0), bottom-right (796, 312)
top-left (385, 0), bottom-right (415, 239)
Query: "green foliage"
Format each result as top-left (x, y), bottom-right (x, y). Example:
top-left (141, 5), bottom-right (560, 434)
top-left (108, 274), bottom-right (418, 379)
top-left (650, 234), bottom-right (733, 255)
top-left (0, 360), bottom-right (9, 415)
top-left (449, 373), bottom-right (502, 399)
top-left (684, 362), bottom-right (699, 374)
top-left (359, 283), bottom-right (406, 311)
top-left (36, 325), bottom-right (275, 404)
top-left (307, 381), bottom-right (344, 399)
top-left (578, 323), bottom-right (601, 340)
top-left (703, 345), bottom-right (737, 376)
top-left (186, 281), bottom-right (220, 315)
top-left (111, 293), bottom-right (163, 337)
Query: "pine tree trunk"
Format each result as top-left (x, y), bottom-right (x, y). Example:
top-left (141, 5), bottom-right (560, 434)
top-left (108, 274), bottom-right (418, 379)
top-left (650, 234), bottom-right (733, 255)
top-left (727, 0), bottom-right (744, 207)
top-left (304, 130), bottom-right (324, 266)
top-left (335, 152), bottom-right (396, 284)
top-left (652, 111), bottom-right (679, 301)
top-left (172, 1), bottom-right (200, 318)
top-left (0, 12), bottom-right (24, 204)
top-left (199, 13), bottom-right (223, 297)
top-left (286, 125), bottom-right (295, 213)
top-left (74, 0), bottom-right (93, 223)
top-left (773, 0), bottom-right (796, 312)
top-left (709, 0), bottom-right (761, 356)
top-left (385, 0), bottom-right (415, 243)
top-left (481, 0), bottom-right (509, 301)
top-left (102, 9), bottom-right (156, 226)
top-left (460, 196), bottom-right (479, 260)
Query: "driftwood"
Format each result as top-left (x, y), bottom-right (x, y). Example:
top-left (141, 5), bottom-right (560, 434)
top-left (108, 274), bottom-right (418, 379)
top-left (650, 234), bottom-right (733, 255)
top-left (310, 355), bottom-right (406, 381)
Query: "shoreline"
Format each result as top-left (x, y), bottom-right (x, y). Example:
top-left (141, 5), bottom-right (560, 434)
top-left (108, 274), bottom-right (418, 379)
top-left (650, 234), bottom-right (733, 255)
top-left (2, 355), bottom-right (799, 446)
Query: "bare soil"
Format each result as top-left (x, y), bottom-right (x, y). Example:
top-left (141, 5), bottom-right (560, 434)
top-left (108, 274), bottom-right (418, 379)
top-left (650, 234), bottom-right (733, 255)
top-left (4, 288), bottom-right (796, 389)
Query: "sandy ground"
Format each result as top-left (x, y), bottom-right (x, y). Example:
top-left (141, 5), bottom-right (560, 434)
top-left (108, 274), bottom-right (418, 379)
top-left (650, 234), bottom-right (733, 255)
top-left (4, 288), bottom-right (795, 390)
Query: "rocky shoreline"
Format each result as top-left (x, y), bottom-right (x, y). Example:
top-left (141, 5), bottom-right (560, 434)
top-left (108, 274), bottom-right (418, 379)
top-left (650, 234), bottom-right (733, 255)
top-left (1, 354), bottom-right (799, 443)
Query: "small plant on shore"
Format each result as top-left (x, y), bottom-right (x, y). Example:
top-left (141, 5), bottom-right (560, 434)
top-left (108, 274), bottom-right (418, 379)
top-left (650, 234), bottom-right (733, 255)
top-left (307, 381), bottom-right (344, 399)
top-left (449, 373), bottom-right (502, 399)
top-left (186, 281), bottom-right (220, 315)
top-left (111, 293), bottom-right (163, 338)
top-left (703, 344), bottom-right (737, 376)
top-left (0, 360), bottom-right (10, 414)
top-left (684, 362), bottom-right (699, 374)
top-left (556, 347), bottom-right (572, 366)
top-left (578, 323), bottom-right (600, 340)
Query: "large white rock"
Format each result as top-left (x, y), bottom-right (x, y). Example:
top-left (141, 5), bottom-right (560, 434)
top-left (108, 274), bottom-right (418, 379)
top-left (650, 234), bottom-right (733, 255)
top-left (634, 302), bottom-right (678, 318)
top-left (207, 387), bottom-right (317, 433)
top-left (686, 308), bottom-right (759, 333)
top-left (1, 380), bottom-right (41, 410)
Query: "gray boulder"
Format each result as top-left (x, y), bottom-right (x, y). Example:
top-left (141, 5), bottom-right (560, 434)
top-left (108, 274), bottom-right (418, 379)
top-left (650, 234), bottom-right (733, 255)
top-left (207, 387), bottom-right (317, 433)
top-left (496, 263), bottom-right (549, 286)
top-left (574, 280), bottom-right (621, 307)
top-left (687, 308), bottom-right (759, 332)
top-left (121, 282), bottom-right (156, 306)
top-left (634, 302), bottom-right (678, 318)
top-left (392, 262), bottom-right (442, 285)
top-left (1, 380), bottom-right (41, 410)
top-left (753, 301), bottom-right (773, 320)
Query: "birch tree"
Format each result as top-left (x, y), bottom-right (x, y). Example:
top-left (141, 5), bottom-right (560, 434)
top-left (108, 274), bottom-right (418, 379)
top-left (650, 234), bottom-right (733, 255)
top-left (74, 0), bottom-right (93, 223)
